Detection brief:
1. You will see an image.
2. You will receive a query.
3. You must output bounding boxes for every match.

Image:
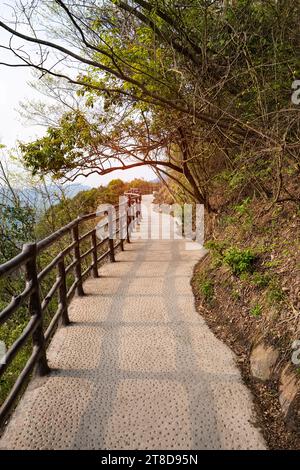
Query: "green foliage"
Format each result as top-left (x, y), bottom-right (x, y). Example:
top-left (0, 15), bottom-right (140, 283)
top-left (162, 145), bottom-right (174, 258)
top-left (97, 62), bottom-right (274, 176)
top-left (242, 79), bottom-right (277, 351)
top-left (239, 272), bottom-right (250, 282)
top-left (234, 198), bottom-right (252, 215)
top-left (205, 240), bottom-right (227, 260)
top-left (265, 259), bottom-right (281, 268)
top-left (251, 272), bottom-right (272, 288)
top-left (206, 240), bottom-right (256, 276)
top-left (219, 170), bottom-right (246, 191)
top-left (267, 283), bottom-right (285, 305)
top-left (198, 277), bottom-right (214, 303)
top-left (231, 288), bottom-right (241, 301)
top-left (0, 203), bottom-right (36, 263)
top-left (20, 111), bottom-right (102, 178)
top-left (12, 0), bottom-right (300, 209)
top-left (0, 315), bottom-right (31, 405)
top-left (223, 248), bottom-right (256, 276)
top-left (220, 214), bottom-right (237, 227)
top-left (0, 195), bottom-right (33, 402)
top-left (250, 304), bottom-right (262, 318)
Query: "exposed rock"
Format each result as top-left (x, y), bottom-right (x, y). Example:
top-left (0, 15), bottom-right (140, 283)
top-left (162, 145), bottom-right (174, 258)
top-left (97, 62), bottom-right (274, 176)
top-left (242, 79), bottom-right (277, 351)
top-left (250, 343), bottom-right (279, 381)
top-left (279, 365), bottom-right (300, 430)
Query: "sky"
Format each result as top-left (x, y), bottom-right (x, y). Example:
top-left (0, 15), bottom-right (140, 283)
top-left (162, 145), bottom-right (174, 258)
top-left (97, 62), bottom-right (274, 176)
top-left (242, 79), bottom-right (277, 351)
top-left (0, 1), bottom-right (155, 187)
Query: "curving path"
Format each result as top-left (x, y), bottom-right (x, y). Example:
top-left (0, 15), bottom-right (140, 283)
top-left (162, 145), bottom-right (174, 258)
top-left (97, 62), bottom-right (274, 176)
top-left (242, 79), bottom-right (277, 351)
top-left (0, 196), bottom-right (265, 450)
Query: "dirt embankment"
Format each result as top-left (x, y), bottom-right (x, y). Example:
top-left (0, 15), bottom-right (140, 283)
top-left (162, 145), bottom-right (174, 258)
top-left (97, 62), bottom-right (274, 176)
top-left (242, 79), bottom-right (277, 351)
top-left (192, 199), bottom-right (300, 450)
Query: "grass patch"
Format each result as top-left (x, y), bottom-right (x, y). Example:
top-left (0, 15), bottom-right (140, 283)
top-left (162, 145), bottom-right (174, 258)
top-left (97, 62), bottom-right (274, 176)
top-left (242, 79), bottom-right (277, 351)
top-left (251, 272), bottom-right (272, 288)
top-left (198, 276), bottom-right (214, 303)
top-left (231, 288), bottom-right (241, 301)
top-left (267, 282), bottom-right (285, 305)
top-left (250, 304), bottom-right (262, 318)
top-left (205, 240), bottom-right (227, 260)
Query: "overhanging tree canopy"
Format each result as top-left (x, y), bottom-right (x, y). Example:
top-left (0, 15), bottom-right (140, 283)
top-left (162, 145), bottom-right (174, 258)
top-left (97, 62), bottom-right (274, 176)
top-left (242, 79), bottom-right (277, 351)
top-left (0, 0), bottom-right (299, 210)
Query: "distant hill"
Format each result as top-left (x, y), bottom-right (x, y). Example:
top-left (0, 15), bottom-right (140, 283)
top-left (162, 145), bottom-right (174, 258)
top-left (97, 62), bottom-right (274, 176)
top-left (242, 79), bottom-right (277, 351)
top-left (149, 178), bottom-right (160, 183)
top-left (0, 183), bottom-right (92, 209)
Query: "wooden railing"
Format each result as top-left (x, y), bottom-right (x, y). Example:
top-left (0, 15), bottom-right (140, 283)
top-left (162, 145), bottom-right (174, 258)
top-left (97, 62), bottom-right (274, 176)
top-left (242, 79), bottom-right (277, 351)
top-left (0, 192), bottom-right (142, 426)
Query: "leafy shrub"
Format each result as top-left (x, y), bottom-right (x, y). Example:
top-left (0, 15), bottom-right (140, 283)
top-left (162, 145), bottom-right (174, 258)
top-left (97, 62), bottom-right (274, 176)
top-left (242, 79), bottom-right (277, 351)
top-left (223, 247), bottom-right (256, 275)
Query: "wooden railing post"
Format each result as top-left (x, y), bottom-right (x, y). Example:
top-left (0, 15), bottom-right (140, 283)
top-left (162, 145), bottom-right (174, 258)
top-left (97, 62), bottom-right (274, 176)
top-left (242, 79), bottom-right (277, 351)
top-left (119, 201), bottom-right (126, 251)
top-left (23, 243), bottom-right (50, 376)
top-left (135, 195), bottom-right (140, 219)
top-left (91, 230), bottom-right (99, 277)
top-left (57, 258), bottom-right (70, 326)
top-left (133, 199), bottom-right (138, 228)
top-left (108, 209), bottom-right (115, 262)
top-left (120, 211), bottom-right (124, 252)
top-left (120, 213), bottom-right (125, 251)
top-left (136, 198), bottom-right (139, 222)
top-left (126, 196), bottom-right (131, 243)
top-left (139, 195), bottom-right (142, 220)
top-left (108, 237), bottom-right (115, 262)
top-left (72, 220), bottom-right (84, 296)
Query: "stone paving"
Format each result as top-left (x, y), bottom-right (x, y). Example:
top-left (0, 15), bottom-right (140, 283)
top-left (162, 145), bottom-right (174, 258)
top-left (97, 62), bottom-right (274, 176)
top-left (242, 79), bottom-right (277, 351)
top-left (0, 196), bottom-right (265, 449)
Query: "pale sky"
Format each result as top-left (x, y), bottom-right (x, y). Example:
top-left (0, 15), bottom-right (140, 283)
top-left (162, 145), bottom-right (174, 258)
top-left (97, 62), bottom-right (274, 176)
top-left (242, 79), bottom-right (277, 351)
top-left (0, 1), bottom-right (155, 187)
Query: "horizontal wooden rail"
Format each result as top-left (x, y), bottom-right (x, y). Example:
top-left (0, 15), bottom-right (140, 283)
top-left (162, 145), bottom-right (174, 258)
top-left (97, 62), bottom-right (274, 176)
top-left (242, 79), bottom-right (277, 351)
top-left (0, 283), bottom-right (34, 326)
top-left (0, 192), bottom-right (142, 426)
top-left (0, 250), bottom-right (31, 278)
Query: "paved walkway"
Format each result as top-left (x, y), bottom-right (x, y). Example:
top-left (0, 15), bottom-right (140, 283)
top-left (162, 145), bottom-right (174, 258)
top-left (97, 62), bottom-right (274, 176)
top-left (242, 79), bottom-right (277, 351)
top-left (0, 196), bottom-right (265, 449)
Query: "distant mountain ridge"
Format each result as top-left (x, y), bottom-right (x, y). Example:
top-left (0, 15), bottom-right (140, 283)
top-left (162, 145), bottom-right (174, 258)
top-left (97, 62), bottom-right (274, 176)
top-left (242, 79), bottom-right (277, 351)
top-left (0, 183), bottom-right (92, 209)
